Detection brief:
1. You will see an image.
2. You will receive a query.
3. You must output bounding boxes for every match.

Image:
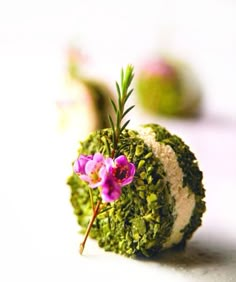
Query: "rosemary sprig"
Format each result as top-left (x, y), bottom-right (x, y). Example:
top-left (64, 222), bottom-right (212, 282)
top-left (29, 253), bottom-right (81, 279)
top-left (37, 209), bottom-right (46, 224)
top-left (79, 65), bottom-right (135, 255)
top-left (109, 65), bottom-right (135, 158)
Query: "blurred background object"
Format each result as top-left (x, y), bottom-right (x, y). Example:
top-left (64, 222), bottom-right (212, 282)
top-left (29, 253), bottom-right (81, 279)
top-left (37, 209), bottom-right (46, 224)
top-left (135, 55), bottom-right (202, 118)
top-left (56, 46), bottom-right (114, 141)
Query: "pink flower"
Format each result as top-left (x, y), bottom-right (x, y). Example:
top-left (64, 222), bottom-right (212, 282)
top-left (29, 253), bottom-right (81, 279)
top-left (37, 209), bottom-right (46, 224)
top-left (73, 154), bottom-right (93, 175)
top-left (100, 176), bottom-right (122, 203)
top-left (109, 155), bottom-right (136, 187)
top-left (74, 153), bottom-right (107, 188)
top-left (73, 153), bottom-right (136, 203)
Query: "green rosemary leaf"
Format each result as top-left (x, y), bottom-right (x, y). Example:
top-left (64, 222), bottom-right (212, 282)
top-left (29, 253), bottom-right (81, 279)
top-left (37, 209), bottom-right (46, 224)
top-left (121, 68), bottom-right (124, 86)
top-left (120, 119), bottom-right (130, 133)
top-left (122, 77), bottom-right (128, 95)
top-left (122, 105), bottom-right (135, 118)
top-left (110, 98), bottom-right (117, 113)
top-left (124, 89), bottom-right (134, 103)
top-left (118, 96), bottom-right (122, 113)
top-left (108, 115), bottom-right (115, 132)
top-left (123, 65), bottom-right (134, 92)
top-left (116, 110), bottom-right (121, 128)
top-left (127, 88), bottom-right (134, 96)
top-left (115, 81), bottom-right (121, 100)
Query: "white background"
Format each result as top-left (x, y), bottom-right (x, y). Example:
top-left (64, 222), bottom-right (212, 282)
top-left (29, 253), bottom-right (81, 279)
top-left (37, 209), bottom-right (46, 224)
top-left (0, 1), bottom-right (236, 281)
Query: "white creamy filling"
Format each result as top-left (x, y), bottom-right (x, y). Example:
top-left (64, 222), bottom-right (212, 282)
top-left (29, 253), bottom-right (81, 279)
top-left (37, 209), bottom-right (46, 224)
top-left (138, 126), bottom-right (196, 248)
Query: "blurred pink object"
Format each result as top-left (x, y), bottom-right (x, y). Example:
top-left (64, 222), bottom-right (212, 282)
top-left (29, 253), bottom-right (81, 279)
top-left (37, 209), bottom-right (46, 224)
top-left (142, 58), bottom-right (176, 78)
top-left (67, 46), bottom-right (88, 65)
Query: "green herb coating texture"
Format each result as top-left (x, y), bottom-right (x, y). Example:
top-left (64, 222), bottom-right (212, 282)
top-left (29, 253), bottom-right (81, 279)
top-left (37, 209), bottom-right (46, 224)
top-left (67, 124), bottom-right (206, 257)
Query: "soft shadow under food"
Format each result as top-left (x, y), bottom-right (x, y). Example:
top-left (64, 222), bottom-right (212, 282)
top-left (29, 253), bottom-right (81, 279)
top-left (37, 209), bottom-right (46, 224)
top-left (137, 236), bottom-right (236, 269)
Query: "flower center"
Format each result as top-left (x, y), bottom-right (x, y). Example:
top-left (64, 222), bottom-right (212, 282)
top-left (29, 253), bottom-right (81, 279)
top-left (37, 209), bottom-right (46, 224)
top-left (90, 171), bottom-right (101, 184)
top-left (113, 165), bottom-right (128, 181)
top-left (88, 162), bottom-right (103, 184)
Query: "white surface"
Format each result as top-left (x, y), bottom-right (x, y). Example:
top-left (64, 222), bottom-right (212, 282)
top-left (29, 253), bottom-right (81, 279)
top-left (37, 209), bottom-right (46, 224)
top-left (0, 1), bottom-right (236, 281)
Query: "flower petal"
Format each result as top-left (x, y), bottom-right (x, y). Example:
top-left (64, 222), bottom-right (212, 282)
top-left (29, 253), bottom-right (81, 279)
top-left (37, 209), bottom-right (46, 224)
top-left (111, 155), bottom-right (136, 187)
top-left (101, 177), bottom-right (122, 203)
top-left (73, 154), bottom-right (93, 175)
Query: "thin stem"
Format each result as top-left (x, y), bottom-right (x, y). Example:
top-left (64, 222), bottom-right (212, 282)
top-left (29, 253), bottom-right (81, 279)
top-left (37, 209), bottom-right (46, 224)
top-left (79, 200), bottom-right (101, 255)
top-left (88, 188), bottom-right (94, 212)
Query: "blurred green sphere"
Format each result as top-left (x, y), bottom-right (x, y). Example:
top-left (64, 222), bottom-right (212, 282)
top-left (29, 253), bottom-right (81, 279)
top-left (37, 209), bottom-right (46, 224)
top-left (135, 57), bottom-right (202, 117)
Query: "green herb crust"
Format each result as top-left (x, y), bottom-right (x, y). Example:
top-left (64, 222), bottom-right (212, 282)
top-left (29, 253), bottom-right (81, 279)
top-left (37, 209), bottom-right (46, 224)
top-left (67, 124), bottom-right (206, 257)
top-left (67, 128), bottom-right (175, 257)
top-left (142, 124), bottom-right (206, 246)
